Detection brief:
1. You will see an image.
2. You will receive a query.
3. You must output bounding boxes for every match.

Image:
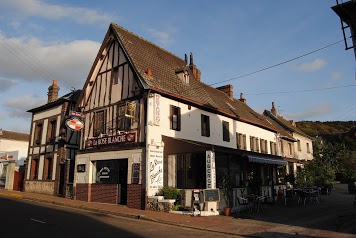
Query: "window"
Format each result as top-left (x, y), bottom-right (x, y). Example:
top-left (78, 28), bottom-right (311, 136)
top-left (255, 138), bottom-right (260, 152)
top-left (297, 140), bottom-right (301, 151)
top-left (117, 105), bottom-right (131, 131)
top-left (43, 157), bottom-right (53, 180)
top-left (47, 119), bottom-right (56, 143)
top-left (222, 121), bottom-right (230, 142)
top-left (30, 158), bottom-right (39, 179)
top-left (280, 141), bottom-right (284, 154)
top-left (288, 143), bottom-right (293, 155)
top-left (94, 110), bottom-right (105, 137)
top-left (113, 65), bottom-right (125, 85)
top-left (307, 142), bottom-right (310, 153)
top-left (260, 139), bottom-right (268, 153)
top-left (35, 123), bottom-right (43, 145)
top-left (237, 133), bottom-right (247, 150)
top-left (176, 153), bottom-right (205, 189)
top-left (201, 114), bottom-right (210, 137)
top-left (170, 105), bottom-right (181, 131)
top-left (250, 136), bottom-right (259, 152)
top-left (270, 142), bottom-right (277, 155)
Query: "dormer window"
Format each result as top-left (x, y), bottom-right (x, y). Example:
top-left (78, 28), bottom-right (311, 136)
top-left (175, 66), bottom-right (190, 85)
top-left (183, 70), bottom-right (189, 84)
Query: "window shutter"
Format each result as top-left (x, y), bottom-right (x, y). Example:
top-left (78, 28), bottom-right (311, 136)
top-left (169, 105), bottom-right (173, 129)
top-left (177, 107), bottom-right (181, 131)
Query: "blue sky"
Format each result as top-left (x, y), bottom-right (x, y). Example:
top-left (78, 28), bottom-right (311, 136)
top-left (0, 0), bottom-right (355, 133)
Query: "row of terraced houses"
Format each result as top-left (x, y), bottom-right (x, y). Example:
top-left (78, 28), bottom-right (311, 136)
top-left (17, 23), bottom-right (313, 214)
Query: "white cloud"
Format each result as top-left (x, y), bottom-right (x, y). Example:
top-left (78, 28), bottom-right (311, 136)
top-left (286, 103), bottom-right (332, 120)
top-left (295, 58), bottom-right (327, 72)
top-left (146, 27), bottom-right (175, 47)
top-left (1, 0), bottom-right (112, 24)
top-left (0, 36), bottom-right (100, 90)
top-left (330, 71), bottom-right (342, 80)
top-left (3, 95), bottom-right (46, 118)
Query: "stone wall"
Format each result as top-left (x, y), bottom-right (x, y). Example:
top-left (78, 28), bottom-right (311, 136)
top-left (24, 180), bottom-right (55, 195)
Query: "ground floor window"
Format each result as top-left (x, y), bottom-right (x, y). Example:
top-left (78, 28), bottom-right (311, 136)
top-left (176, 153), bottom-right (205, 189)
top-left (93, 160), bottom-right (120, 184)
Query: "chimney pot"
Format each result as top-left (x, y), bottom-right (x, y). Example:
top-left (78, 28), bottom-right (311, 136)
top-left (239, 92), bottom-right (246, 104)
top-left (147, 68), bottom-right (152, 77)
top-left (271, 102), bottom-right (277, 116)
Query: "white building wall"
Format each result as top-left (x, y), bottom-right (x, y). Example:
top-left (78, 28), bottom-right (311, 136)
top-left (293, 133), bottom-right (313, 161)
top-left (146, 94), bottom-right (278, 151)
top-left (0, 139), bottom-right (28, 166)
top-left (33, 105), bottom-right (62, 121)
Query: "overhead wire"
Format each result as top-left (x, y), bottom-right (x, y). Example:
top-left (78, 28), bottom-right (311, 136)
top-left (243, 84), bottom-right (356, 95)
top-left (0, 29), bottom-right (74, 92)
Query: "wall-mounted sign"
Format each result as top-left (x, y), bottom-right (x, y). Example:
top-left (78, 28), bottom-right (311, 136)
top-left (147, 146), bottom-right (163, 189)
top-left (0, 151), bottom-right (19, 162)
top-left (86, 132), bottom-right (136, 148)
top-left (153, 94), bottom-right (160, 125)
top-left (77, 164), bottom-right (86, 173)
top-left (132, 163), bottom-right (140, 184)
top-left (70, 111), bottom-right (84, 118)
top-left (125, 101), bottom-right (136, 118)
top-left (206, 151), bottom-right (216, 189)
top-left (66, 117), bottom-right (84, 131)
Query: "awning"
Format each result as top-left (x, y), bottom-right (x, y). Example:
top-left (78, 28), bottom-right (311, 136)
top-left (248, 155), bottom-right (287, 165)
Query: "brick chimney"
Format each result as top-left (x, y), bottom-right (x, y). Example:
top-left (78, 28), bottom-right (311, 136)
top-left (216, 84), bottom-right (233, 99)
top-left (48, 80), bottom-right (60, 103)
top-left (271, 102), bottom-right (277, 116)
top-left (189, 53), bottom-right (201, 81)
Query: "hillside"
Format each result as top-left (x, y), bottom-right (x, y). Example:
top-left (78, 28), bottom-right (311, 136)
top-left (296, 121), bottom-right (356, 150)
top-left (295, 121), bottom-right (356, 137)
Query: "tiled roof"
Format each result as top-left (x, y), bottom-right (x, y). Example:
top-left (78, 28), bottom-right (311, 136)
top-left (263, 110), bottom-right (311, 138)
top-left (28, 90), bottom-right (81, 113)
top-left (110, 23), bottom-right (278, 132)
top-left (0, 129), bottom-right (29, 142)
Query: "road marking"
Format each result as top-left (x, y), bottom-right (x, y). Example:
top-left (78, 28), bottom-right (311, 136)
top-left (30, 218), bottom-right (46, 224)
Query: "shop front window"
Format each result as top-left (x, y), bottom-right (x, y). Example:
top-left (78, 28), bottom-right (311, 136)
top-left (276, 165), bottom-right (286, 184)
top-left (93, 160), bottom-right (119, 184)
top-left (176, 153), bottom-right (205, 189)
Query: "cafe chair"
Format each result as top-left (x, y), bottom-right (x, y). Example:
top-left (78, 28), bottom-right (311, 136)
top-left (236, 196), bottom-right (251, 214)
top-left (298, 189), bottom-right (311, 205)
top-left (310, 189), bottom-right (320, 204)
top-left (284, 189), bottom-right (295, 206)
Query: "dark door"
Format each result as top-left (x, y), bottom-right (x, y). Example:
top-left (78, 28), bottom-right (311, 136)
top-left (118, 159), bottom-right (128, 205)
top-left (58, 164), bottom-right (65, 196)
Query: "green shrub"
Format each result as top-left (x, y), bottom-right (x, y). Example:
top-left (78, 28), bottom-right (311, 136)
top-left (157, 186), bottom-right (182, 204)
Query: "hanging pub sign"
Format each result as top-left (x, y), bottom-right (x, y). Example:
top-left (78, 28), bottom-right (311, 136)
top-left (70, 111), bottom-right (84, 118)
top-left (125, 101), bottom-right (136, 119)
top-left (86, 132), bottom-right (137, 148)
top-left (65, 117), bottom-right (84, 131)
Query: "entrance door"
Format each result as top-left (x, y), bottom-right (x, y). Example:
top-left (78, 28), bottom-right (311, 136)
top-left (58, 164), bottom-right (65, 196)
top-left (118, 159), bottom-right (128, 205)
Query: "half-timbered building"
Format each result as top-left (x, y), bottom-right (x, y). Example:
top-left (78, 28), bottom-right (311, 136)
top-left (74, 23), bottom-right (292, 213)
top-left (25, 80), bottom-right (81, 198)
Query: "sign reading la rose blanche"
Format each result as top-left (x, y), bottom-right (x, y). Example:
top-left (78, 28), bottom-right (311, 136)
top-left (148, 146), bottom-right (164, 189)
top-left (86, 132), bottom-right (136, 148)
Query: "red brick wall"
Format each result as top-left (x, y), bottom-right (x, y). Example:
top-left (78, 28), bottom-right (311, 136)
top-left (75, 183), bottom-right (90, 202)
top-left (91, 184), bottom-right (118, 204)
top-left (127, 184), bottom-right (144, 209)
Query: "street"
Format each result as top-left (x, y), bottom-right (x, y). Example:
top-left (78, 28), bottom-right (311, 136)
top-left (0, 197), bottom-right (238, 238)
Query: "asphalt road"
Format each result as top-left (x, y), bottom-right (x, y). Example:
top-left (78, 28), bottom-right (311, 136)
top-left (0, 197), bottom-right (238, 238)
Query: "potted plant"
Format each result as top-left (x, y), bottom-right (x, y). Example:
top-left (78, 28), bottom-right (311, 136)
top-left (220, 171), bottom-right (233, 216)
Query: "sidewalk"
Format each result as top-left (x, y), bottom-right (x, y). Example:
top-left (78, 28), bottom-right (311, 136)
top-left (1, 185), bottom-right (355, 238)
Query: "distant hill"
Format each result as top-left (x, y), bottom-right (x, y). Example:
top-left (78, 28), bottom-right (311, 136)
top-left (295, 121), bottom-right (356, 137)
top-left (296, 121), bottom-right (356, 150)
